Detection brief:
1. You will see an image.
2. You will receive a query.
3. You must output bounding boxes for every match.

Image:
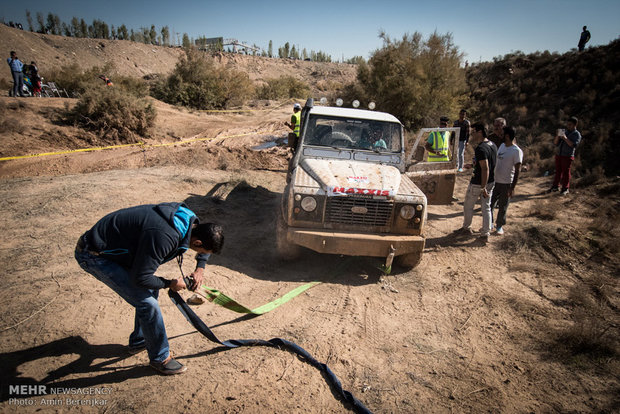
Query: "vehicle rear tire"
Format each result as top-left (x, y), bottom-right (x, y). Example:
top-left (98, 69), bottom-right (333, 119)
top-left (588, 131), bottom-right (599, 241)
top-left (276, 212), bottom-right (301, 260)
top-left (396, 251), bottom-right (422, 269)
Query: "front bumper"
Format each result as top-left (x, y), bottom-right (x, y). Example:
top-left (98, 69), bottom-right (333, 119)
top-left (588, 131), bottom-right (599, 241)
top-left (287, 228), bottom-right (425, 257)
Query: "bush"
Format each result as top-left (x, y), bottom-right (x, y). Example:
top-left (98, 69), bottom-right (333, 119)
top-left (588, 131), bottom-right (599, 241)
top-left (255, 76), bottom-right (310, 100)
top-left (151, 49), bottom-right (254, 109)
top-left (66, 86), bottom-right (156, 143)
top-left (352, 31), bottom-right (466, 129)
top-left (45, 63), bottom-right (148, 98)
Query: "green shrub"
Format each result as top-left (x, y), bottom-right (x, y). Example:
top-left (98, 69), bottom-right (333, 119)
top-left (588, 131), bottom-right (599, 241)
top-left (255, 76), bottom-right (310, 100)
top-left (66, 86), bottom-right (156, 143)
top-left (151, 49), bottom-right (254, 109)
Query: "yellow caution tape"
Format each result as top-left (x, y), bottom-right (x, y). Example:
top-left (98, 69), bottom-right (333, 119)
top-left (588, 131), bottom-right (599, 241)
top-left (0, 132), bottom-right (256, 162)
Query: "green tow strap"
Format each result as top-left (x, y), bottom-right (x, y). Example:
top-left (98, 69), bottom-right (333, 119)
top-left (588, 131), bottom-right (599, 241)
top-left (200, 281), bottom-right (321, 315)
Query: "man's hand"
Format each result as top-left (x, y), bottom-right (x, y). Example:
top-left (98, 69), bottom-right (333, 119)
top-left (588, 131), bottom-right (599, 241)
top-left (169, 278), bottom-right (187, 292)
top-left (480, 188), bottom-right (489, 198)
top-left (188, 268), bottom-right (204, 291)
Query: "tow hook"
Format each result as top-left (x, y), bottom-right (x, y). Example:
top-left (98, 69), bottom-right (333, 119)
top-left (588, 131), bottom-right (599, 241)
top-left (385, 245), bottom-right (396, 270)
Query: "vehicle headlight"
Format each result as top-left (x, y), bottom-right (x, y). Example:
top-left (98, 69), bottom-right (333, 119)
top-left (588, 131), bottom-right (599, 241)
top-left (399, 205), bottom-right (415, 220)
top-left (301, 196), bottom-right (317, 212)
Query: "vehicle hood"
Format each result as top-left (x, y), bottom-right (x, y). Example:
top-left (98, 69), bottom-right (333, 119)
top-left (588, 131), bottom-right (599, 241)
top-left (298, 158), bottom-right (401, 197)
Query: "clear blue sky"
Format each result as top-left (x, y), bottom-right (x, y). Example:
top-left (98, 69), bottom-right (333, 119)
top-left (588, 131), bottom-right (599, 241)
top-left (1, 0), bottom-right (619, 62)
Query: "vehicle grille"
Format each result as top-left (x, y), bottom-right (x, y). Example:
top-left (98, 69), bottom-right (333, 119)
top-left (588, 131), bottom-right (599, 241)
top-left (326, 197), bottom-right (393, 226)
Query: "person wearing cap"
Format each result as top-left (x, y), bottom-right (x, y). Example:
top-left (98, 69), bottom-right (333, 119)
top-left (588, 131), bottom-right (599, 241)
top-left (425, 116), bottom-right (451, 162)
top-left (285, 103), bottom-right (302, 150)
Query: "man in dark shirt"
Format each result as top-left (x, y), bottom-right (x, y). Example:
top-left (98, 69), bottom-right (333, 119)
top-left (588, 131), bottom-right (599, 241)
top-left (458, 122), bottom-right (497, 242)
top-left (454, 109), bottom-right (470, 172)
top-left (75, 202), bottom-right (224, 375)
top-left (578, 26), bottom-right (591, 51)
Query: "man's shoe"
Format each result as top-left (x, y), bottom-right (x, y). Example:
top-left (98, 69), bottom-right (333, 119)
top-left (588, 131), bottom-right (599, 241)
top-left (128, 344), bottom-right (146, 355)
top-left (478, 234), bottom-right (489, 244)
top-left (456, 227), bottom-right (473, 235)
top-left (150, 356), bottom-right (187, 375)
top-left (495, 227), bottom-right (504, 235)
top-left (545, 187), bottom-right (559, 194)
top-left (457, 168), bottom-right (463, 173)
top-left (560, 188), bottom-right (569, 195)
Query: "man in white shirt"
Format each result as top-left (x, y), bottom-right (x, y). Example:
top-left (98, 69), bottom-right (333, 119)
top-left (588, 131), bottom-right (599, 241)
top-left (491, 126), bottom-right (523, 235)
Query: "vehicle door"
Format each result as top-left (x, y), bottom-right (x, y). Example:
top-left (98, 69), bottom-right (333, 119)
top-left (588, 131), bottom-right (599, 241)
top-left (405, 127), bottom-right (459, 205)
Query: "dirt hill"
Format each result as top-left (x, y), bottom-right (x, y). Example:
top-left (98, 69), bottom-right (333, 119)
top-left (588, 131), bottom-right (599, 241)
top-left (0, 24), bottom-right (356, 93)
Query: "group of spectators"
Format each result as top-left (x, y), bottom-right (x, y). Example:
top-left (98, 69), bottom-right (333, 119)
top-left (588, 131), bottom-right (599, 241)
top-left (445, 114), bottom-right (581, 243)
top-left (6, 50), bottom-right (42, 97)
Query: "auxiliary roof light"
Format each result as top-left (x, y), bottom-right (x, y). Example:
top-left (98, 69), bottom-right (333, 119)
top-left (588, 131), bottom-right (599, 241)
top-left (336, 98), bottom-right (343, 107)
top-left (368, 102), bottom-right (376, 110)
top-left (320, 97), bottom-right (327, 105)
top-left (352, 100), bottom-right (360, 108)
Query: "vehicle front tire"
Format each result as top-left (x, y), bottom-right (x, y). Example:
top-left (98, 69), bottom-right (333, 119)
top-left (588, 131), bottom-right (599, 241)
top-left (276, 212), bottom-right (301, 260)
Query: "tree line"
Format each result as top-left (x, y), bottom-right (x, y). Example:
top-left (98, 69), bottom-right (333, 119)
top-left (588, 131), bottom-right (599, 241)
top-left (18, 10), bottom-right (337, 62)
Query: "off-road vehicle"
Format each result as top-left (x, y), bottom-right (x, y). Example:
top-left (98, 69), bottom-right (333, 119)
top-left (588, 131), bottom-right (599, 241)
top-left (277, 99), bottom-right (458, 269)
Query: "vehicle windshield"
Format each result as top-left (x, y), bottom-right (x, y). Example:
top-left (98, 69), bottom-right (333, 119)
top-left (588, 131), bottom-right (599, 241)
top-left (303, 115), bottom-right (402, 152)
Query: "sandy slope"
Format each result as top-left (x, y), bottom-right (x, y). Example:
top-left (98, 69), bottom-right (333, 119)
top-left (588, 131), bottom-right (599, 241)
top-left (0, 96), bottom-right (618, 412)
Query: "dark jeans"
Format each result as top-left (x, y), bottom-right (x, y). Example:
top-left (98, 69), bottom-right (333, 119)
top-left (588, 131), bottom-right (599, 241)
top-left (74, 247), bottom-right (169, 363)
top-left (491, 183), bottom-right (511, 228)
top-left (11, 71), bottom-right (24, 97)
top-left (552, 155), bottom-right (573, 190)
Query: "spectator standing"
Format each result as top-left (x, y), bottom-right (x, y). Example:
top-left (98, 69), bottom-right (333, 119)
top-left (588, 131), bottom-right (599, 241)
top-left (491, 126), bottom-right (523, 235)
top-left (578, 26), bottom-right (591, 51)
top-left (7, 51), bottom-right (25, 97)
top-left (425, 116), bottom-right (451, 162)
top-left (285, 103), bottom-right (302, 150)
top-left (454, 109), bottom-right (471, 172)
top-left (488, 117), bottom-right (506, 149)
top-left (547, 117), bottom-right (581, 195)
top-left (29, 61), bottom-right (42, 97)
top-left (458, 123), bottom-right (497, 242)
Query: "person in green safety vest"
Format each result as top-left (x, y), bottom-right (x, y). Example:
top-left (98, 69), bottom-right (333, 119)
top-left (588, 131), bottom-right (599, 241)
top-left (425, 116), bottom-right (451, 162)
top-left (285, 103), bottom-right (302, 150)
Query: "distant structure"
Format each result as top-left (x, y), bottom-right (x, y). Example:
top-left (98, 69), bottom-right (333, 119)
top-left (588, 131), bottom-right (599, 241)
top-left (195, 36), bottom-right (259, 53)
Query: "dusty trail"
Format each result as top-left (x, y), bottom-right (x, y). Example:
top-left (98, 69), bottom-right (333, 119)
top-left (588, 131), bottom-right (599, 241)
top-left (0, 97), bottom-right (618, 413)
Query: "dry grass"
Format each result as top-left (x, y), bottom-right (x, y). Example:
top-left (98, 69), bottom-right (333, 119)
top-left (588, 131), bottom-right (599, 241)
top-left (528, 199), bottom-right (559, 221)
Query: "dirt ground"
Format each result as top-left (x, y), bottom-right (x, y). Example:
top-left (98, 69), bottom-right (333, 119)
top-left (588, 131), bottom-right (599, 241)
top-left (0, 94), bottom-right (618, 414)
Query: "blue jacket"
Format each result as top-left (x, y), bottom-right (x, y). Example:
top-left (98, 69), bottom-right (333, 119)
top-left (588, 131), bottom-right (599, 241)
top-left (85, 203), bottom-right (210, 289)
top-left (7, 57), bottom-right (23, 72)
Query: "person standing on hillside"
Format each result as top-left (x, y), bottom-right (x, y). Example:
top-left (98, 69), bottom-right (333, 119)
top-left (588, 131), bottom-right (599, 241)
top-left (546, 117), bottom-right (581, 195)
top-left (457, 122), bottom-right (497, 243)
top-left (454, 109), bottom-right (471, 172)
top-left (491, 126), bottom-right (523, 235)
top-left (488, 117), bottom-right (506, 149)
top-left (7, 51), bottom-right (25, 97)
top-left (285, 103), bottom-right (302, 150)
top-left (425, 116), bottom-right (451, 162)
top-left (578, 26), bottom-right (591, 51)
top-left (75, 202), bottom-right (224, 375)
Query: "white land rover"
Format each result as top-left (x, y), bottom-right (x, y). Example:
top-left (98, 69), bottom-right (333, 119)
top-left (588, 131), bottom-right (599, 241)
top-left (277, 99), bottom-right (458, 269)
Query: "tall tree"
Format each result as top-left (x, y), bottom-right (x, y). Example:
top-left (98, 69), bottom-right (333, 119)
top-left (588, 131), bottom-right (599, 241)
top-left (36, 12), bottom-right (45, 33)
top-left (118, 24), bottom-right (128, 40)
top-left (79, 19), bottom-right (88, 38)
top-left (182, 33), bottom-right (191, 49)
top-left (161, 26), bottom-right (170, 46)
top-left (149, 25), bottom-right (157, 44)
top-left (25, 10), bottom-right (33, 32)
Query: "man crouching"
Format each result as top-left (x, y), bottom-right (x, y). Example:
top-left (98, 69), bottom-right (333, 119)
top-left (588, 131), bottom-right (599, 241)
top-left (75, 202), bottom-right (224, 375)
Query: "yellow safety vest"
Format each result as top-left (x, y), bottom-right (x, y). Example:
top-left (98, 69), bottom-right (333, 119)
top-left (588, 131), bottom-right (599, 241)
top-left (292, 111), bottom-right (301, 137)
top-left (428, 131), bottom-right (450, 162)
